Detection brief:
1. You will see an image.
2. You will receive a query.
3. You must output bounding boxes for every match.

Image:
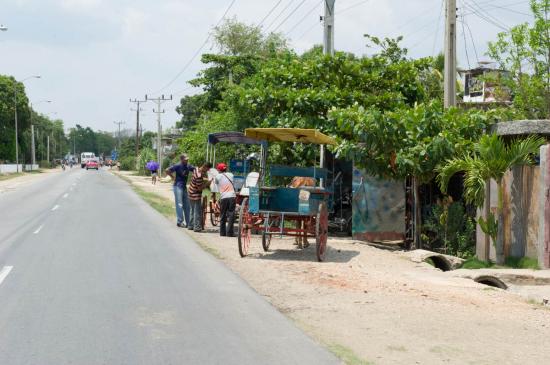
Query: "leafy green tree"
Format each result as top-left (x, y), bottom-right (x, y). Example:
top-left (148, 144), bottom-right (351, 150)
top-left (437, 134), bottom-right (545, 264)
top-left (176, 94), bottom-right (206, 130)
top-left (213, 17), bottom-right (287, 56)
top-left (96, 131), bottom-right (116, 157)
top-left (68, 124), bottom-right (97, 155)
top-left (487, 0), bottom-right (550, 118)
top-left (0, 75), bottom-right (31, 163)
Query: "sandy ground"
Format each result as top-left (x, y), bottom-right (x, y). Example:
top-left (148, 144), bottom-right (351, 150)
top-left (116, 171), bottom-right (550, 365)
top-left (0, 168), bottom-right (60, 194)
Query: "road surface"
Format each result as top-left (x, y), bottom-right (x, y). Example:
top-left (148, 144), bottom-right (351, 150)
top-left (0, 168), bottom-right (338, 365)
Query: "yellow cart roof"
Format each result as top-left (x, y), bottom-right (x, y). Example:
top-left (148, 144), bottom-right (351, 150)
top-left (244, 128), bottom-right (336, 145)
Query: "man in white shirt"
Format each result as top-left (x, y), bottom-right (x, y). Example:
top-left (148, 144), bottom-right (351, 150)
top-left (215, 163), bottom-right (236, 237)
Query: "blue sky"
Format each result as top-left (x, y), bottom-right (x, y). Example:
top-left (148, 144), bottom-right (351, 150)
top-left (0, 0), bottom-right (534, 133)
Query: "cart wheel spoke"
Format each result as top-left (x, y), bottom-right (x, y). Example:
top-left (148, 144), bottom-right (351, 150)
top-left (316, 202), bottom-right (329, 262)
top-left (201, 196), bottom-right (208, 230)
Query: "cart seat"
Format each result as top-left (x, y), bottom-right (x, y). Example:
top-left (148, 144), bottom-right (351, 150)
top-left (239, 172), bottom-right (259, 196)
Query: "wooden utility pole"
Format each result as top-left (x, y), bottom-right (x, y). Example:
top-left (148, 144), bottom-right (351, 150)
top-left (444, 0), bottom-right (457, 108)
top-left (146, 94), bottom-right (172, 174)
top-left (130, 97), bottom-right (147, 157)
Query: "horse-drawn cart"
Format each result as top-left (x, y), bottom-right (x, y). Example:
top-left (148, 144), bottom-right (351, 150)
top-left (202, 132), bottom-right (265, 229)
top-left (237, 128), bottom-right (336, 261)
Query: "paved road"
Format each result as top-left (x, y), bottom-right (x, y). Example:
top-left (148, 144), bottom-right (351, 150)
top-left (0, 168), bottom-right (338, 365)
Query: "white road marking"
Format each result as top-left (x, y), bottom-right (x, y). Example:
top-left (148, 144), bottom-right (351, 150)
top-left (33, 224), bottom-right (44, 234)
top-left (0, 266), bottom-right (13, 286)
top-left (51, 205), bottom-right (59, 211)
top-left (63, 193), bottom-right (69, 198)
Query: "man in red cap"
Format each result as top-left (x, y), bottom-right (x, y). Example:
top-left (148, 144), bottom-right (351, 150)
top-left (214, 162), bottom-right (236, 237)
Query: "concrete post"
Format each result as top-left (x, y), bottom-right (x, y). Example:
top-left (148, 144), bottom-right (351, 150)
top-left (538, 145), bottom-right (550, 268)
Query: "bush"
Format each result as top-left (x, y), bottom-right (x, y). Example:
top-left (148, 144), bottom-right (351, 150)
top-left (39, 160), bottom-right (51, 168)
top-left (136, 148), bottom-right (156, 175)
top-left (119, 156), bottom-right (136, 171)
top-left (422, 200), bottom-right (476, 258)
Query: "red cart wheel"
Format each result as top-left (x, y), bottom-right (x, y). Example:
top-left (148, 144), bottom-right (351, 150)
top-left (238, 198), bottom-right (251, 257)
top-left (262, 231), bottom-right (272, 252)
top-left (201, 196), bottom-right (208, 230)
top-left (316, 201), bottom-right (328, 262)
top-left (210, 201), bottom-right (220, 226)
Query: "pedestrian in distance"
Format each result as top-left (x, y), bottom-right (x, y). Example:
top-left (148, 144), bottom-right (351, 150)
top-left (188, 162), bottom-right (213, 232)
top-left (151, 169), bottom-right (158, 185)
top-left (214, 163), bottom-right (236, 237)
top-left (166, 154), bottom-right (194, 228)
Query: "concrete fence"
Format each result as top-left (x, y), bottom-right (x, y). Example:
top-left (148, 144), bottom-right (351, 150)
top-left (0, 164), bottom-right (39, 173)
top-left (477, 144), bottom-right (550, 268)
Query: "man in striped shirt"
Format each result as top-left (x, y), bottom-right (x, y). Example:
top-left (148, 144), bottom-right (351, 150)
top-left (188, 162), bottom-right (212, 232)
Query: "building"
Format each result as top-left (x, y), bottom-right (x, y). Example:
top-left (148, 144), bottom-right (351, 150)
top-left (459, 62), bottom-right (511, 105)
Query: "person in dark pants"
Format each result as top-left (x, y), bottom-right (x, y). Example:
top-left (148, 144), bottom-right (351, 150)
top-left (166, 154), bottom-right (194, 228)
top-left (214, 163), bottom-right (236, 237)
top-left (188, 162), bottom-right (212, 232)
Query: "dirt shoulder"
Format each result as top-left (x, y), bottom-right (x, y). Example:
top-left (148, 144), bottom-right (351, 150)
top-left (115, 171), bottom-right (550, 365)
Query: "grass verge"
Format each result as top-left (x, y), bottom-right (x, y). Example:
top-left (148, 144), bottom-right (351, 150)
top-left (461, 256), bottom-right (540, 270)
top-left (327, 343), bottom-right (371, 365)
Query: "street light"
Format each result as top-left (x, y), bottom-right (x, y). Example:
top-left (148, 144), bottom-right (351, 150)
top-left (14, 75), bottom-right (41, 172)
top-left (30, 100), bottom-right (52, 167)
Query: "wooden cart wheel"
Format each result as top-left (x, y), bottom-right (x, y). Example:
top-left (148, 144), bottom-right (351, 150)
top-left (201, 196), bottom-right (208, 230)
top-left (261, 231), bottom-right (272, 252)
top-left (238, 198), bottom-right (251, 257)
top-left (210, 201), bottom-right (220, 226)
top-left (316, 201), bottom-right (329, 262)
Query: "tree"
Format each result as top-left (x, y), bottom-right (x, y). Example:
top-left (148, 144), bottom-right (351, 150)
top-left (213, 17), bottom-right (287, 56)
top-left (0, 75), bottom-right (31, 163)
top-left (437, 134), bottom-right (545, 264)
top-left (176, 94), bottom-right (206, 130)
top-left (487, 0), bottom-right (550, 119)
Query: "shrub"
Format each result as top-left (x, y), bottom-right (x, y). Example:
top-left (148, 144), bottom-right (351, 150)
top-left (38, 160), bottom-right (51, 168)
top-left (119, 156), bottom-right (136, 171)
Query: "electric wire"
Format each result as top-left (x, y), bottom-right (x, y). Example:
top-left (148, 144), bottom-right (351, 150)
top-left (431, 0), bottom-right (445, 56)
top-left (272, 0), bottom-right (308, 32)
top-left (285, 0), bottom-right (324, 36)
top-left (151, 0), bottom-right (237, 95)
top-left (265, 0), bottom-right (297, 31)
top-left (258, 0), bottom-right (284, 27)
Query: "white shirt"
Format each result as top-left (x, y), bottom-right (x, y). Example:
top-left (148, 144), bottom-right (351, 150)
top-left (215, 172), bottom-right (236, 200)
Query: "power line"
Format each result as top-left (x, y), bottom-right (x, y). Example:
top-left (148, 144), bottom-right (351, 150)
top-left (259, 0), bottom-right (284, 27)
top-left (272, 0), bottom-right (308, 32)
top-left (151, 0), bottom-right (237, 94)
top-left (337, 0), bottom-right (370, 15)
top-left (463, 0), bottom-right (509, 31)
top-left (431, 0), bottom-right (445, 56)
top-left (285, 0), bottom-right (323, 36)
top-left (463, 16), bottom-right (480, 64)
top-left (460, 14), bottom-right (471, 68)
top-left (266, 0), bottom-right (297, 31)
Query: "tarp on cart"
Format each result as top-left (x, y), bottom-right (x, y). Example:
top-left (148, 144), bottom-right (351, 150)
top-left (244, 128), bottom-right (336, 145)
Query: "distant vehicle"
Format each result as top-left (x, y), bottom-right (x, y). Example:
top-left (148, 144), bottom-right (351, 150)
top-left (86, 159), bottom-right (99, 170)
top-left (80, 152), bottom-right (95, 168)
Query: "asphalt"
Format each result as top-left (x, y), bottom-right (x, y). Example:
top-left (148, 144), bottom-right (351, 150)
top-left (0, 168), bottom-right (339, 365)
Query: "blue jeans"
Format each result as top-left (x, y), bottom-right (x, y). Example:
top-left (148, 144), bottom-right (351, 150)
top-left (188, 199), bottom-right (202, 231)
top-left (173, 185), bottom-right (190, 226)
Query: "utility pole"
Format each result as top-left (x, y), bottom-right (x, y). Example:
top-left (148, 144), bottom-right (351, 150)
top-left (113, 121), bottom-right (125, 152)
top-left (323, 0), bottom-right (336, 56)
top-left (31, 124), bottom-right (36, 169)
top-left (47, 135), bottom-right (50, 163)
top-left (130, 96), bottom-right (147, 157)
top-left (444, 0), bottom-right (457, 108)
top-left (146, 94), bottom-right (172, 174)
top-left (14, 84), bottom-right (19, 172)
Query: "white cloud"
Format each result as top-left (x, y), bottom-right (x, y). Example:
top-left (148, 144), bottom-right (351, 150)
top-left (58, 0), bottom-right (103, 12)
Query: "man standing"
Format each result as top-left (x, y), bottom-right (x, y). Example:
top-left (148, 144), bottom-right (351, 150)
top-left (214, 163), bottom-right (236, 237)
top-left (188, 162), bottom-right (212, 232)
top-left (166, 154), bottom-right (194, 228)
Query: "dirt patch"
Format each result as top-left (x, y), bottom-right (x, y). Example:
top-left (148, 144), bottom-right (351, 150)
top-left (117, 171), bottom-right (550, 365)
